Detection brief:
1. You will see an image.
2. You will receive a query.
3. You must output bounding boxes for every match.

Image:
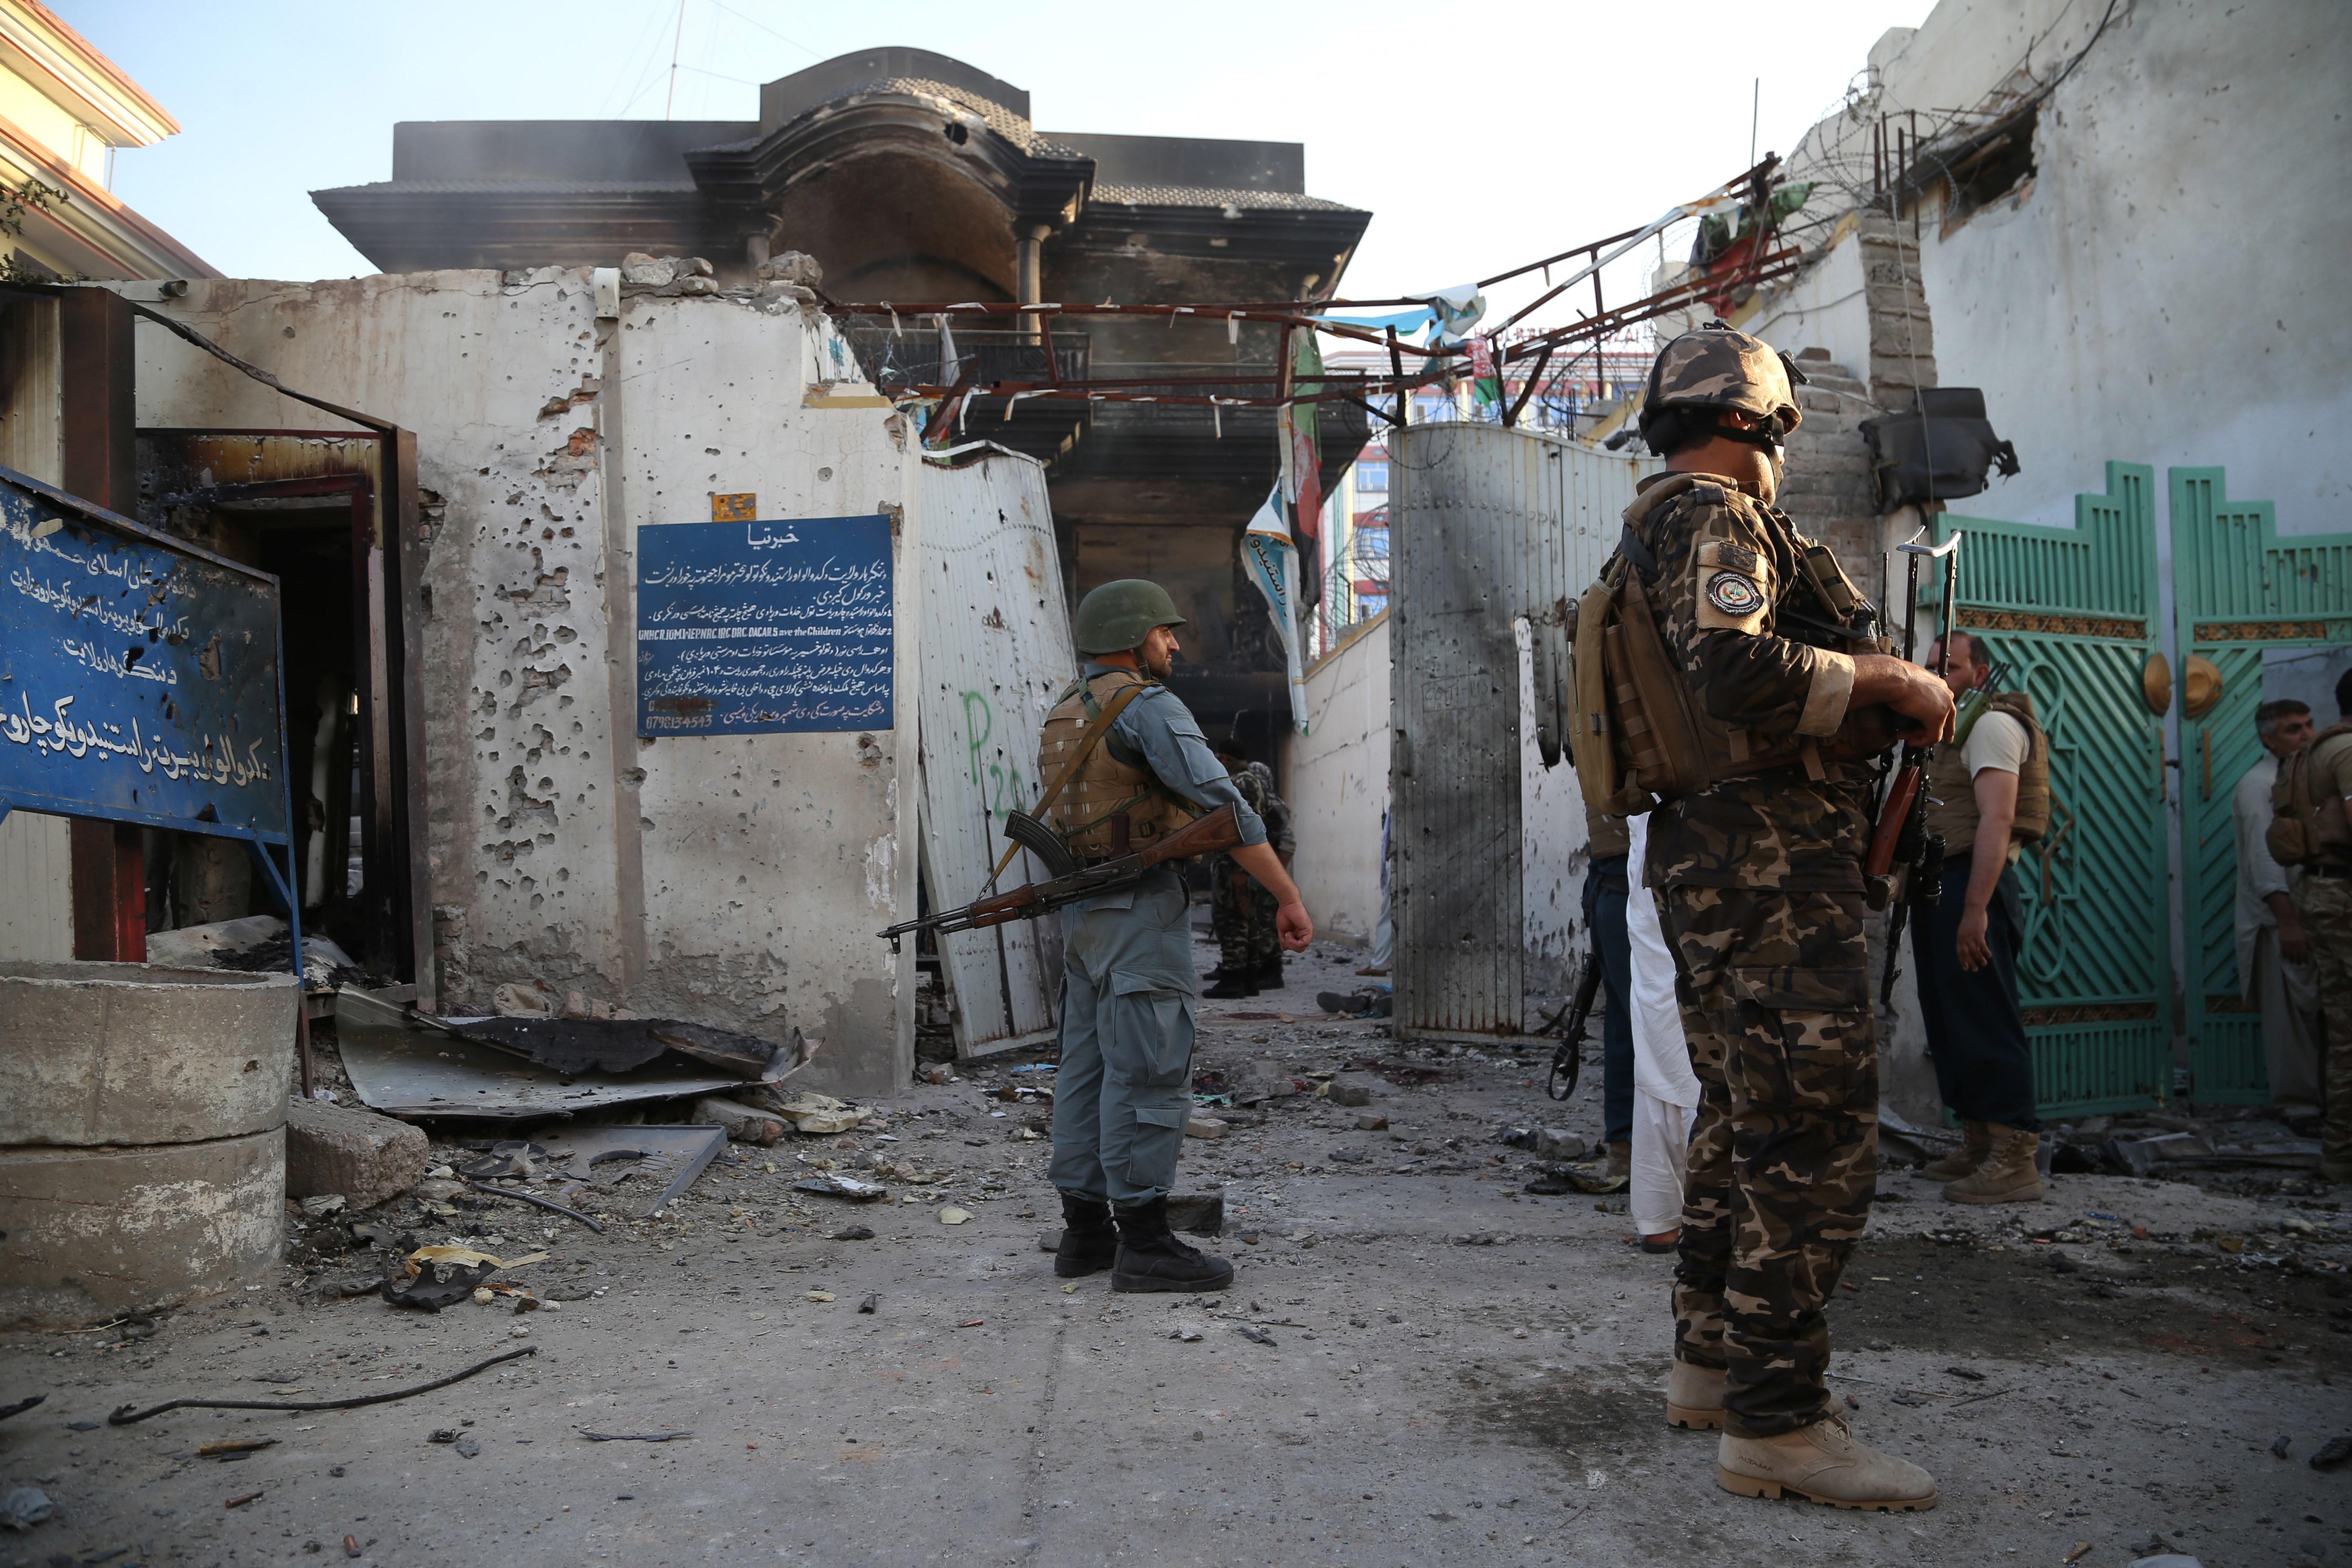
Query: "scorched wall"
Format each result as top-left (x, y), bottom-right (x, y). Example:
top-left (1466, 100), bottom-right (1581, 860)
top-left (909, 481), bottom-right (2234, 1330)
top-left (125, 270), bottom-right (916, 1097)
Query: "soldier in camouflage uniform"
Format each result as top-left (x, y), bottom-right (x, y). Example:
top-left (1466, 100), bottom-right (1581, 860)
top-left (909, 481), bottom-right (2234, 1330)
top-left (1628, 324), bottom-right (1955, 1510)
top-left (1208, 760), bottom-right (1297, 997)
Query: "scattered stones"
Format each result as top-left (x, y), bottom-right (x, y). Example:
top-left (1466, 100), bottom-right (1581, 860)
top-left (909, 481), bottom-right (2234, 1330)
top-left (793, 1173), bottom-right (887, 1203)
top-left (739, 1090), bottom-right (868, 1135)
top-left (756, 251), bottom-right (823, 287)
top-left (619, 252), bottom-right (674, 287)
top-left (1354, 1113), bottom-right (1389, 1131)
top-left (0, 1486), bottom-right (52, 1531)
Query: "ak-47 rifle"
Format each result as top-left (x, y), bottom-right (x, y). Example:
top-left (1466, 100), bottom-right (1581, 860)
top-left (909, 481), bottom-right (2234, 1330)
top-left (1868, 528), bottom-right (1964, 1006)
top-left (879, 805), bottom-right (1242, 952)
top-left (1541, 956), bottom-right (1601, 1102)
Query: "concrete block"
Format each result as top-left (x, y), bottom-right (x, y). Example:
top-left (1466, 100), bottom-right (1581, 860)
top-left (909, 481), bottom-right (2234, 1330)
top-left (0, 1128), bottom-right (283, 1327)
top-left (0, 962), bottom-right (296, 1146)
top-left (692, 1097), bottom-right (786, 1145)
top-left (1166, 1192), bottom-right (1225, 1235)
top-left (284, 1098), bottom-right (428, 1208)
top-left (1186, 1115), bottom-right (1227, 1140)
top-left (1327, 1074), bottom-right (1378, 1108)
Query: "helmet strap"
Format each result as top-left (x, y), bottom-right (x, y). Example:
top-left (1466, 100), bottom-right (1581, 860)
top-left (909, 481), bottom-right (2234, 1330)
top-left (1707, 411), bottom-right (1790, 450)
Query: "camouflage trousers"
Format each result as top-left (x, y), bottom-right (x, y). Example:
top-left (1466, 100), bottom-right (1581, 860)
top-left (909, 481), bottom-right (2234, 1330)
top-left (2291, 875), bottom-right (2352, 1179)
top-left (1661, 883), bottom-right (1877, 1439)
top-left (1212, 856), bottom-right (1280, 974)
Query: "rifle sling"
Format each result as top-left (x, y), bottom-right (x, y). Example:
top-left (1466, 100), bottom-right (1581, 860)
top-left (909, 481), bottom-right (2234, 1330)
top-left (988, 676), bottom-right (1153, 883)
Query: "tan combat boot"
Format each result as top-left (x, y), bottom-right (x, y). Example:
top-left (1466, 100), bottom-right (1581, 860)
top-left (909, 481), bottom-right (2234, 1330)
top-left (1604, 1141), bottom-right (1632, 1182)
top-left (1666, 1361), bottom-right (1724, 1430)
top-left (1919, 1119), bottom-right (1990, 1182)
top-left (1944, 1124), bottom-right (2042, 1204)
top-left (1718, 1412), bottom-right (1938, 1510)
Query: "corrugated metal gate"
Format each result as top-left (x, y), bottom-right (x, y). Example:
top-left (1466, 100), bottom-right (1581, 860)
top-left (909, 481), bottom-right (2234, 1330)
top-left (1390, 423), bottom-right (1639, 1040)
top-left (2171, 467), bottom-right (2352, 1102)
top-left (912, 450), bottom-right (1072, 1057)
top-left (1937, 465), bottom-right (2174, 1116)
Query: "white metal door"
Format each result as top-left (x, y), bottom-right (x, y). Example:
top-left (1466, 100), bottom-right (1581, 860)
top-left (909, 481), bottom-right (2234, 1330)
top-left (913, 450), bottom-right (1073, 1056)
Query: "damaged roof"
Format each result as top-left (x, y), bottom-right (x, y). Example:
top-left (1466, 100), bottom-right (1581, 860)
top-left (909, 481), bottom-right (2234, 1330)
top-left (311, 46), bottom-right (1365, 274)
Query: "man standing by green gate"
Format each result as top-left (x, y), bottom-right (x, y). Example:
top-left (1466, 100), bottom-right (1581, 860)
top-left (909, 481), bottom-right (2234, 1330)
top-left (1909, 631), bottom-right (2049, 1204)
top-left (2271, 668), bottom-right (2352, 1185)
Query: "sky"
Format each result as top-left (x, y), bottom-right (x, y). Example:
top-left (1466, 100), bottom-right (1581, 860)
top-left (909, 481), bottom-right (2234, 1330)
top-left (63, 0), bottom-right (1933, 317)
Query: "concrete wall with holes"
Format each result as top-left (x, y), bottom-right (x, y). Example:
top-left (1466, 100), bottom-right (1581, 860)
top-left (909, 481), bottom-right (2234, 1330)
top-left (1282, 612), bottom-right (1390, 946)
top-left (1895, 0), bottom-right (2349, 535)
top-left (125, 271), bottom-right (915, 1097)
top-left (1517, 619), bottom-right (1591, 1000)
top-left (1770, 0), bottom-right (2352, 537)
top-left (1282, 605), bottom-right (1592, 999)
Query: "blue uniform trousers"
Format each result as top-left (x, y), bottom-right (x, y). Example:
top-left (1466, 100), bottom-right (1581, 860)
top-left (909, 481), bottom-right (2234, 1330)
top-left (1049, 868), bottom-right (1198, 1207)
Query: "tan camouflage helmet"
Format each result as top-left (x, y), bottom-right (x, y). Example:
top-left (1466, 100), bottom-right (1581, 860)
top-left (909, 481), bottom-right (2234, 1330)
top-left (1641, 320), bottom-right (1808, 436)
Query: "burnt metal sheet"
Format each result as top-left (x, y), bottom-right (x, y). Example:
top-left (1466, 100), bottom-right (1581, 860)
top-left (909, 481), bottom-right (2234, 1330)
top-left (1389, 423), bottom-right (1638, 1041)
top-left (336, 1022), bottom-right (739, 1120)
top-left (0, 460), bottom-right (291, 843)
top-left (530, 1125), bottom-right (728, 1218)
top-left (634, 513), bottom-right (894, 735)
top-left (449, 1015), bottom-right (787, 1079)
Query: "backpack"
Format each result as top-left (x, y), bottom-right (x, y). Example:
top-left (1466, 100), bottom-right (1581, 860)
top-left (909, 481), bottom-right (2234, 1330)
top-left (1565, 547), bottom-right (1706, 818)
top-left (2267, 722), bottom-right (2352, 870)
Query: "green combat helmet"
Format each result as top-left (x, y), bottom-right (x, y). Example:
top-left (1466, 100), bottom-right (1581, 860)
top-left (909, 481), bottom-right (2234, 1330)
top-left (1637, 319), bottom-right (1808, 454)
top-left (1073, 579), bottom-right (1186, 654)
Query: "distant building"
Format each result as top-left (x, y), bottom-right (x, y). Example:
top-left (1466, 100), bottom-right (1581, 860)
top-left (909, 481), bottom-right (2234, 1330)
top-left (312, 47), bottom-right (1373, 744)
top-left (0, 0), bottom-right (213, 279)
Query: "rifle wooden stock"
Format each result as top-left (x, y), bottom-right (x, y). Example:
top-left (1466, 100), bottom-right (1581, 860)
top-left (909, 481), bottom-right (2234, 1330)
top-left (1868, 761), bottom-right (1923, 878)
top-left (878, 805), bottom-right (1241, 946)
top-left (1138, 804), bottom-right (1243, 868)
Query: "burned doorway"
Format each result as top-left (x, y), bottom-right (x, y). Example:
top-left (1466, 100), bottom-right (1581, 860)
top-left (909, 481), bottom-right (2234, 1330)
top-left (135, 430), bottom-right (426, 992)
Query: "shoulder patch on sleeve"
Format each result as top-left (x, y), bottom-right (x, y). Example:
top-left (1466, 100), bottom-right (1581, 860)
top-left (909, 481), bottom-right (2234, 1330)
top-left (1694, 536), bottom-right (1773, 634)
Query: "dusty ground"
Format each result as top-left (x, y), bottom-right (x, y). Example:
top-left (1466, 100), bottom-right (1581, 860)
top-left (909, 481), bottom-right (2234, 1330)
top-left (3, 935), bottom-right (2348, 1568)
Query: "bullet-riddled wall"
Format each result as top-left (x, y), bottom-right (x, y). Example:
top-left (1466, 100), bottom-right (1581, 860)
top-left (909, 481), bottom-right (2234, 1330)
top-left (126, 271), bottom-right (916, 1096)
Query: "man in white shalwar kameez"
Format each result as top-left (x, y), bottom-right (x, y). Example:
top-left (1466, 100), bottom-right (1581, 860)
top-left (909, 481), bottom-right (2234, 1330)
top-left (1626, 812), bottom-right (1700, 1247)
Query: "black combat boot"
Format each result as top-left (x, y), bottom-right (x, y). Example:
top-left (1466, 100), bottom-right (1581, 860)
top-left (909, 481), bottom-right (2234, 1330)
top-left (1054, 1194), bottom-right (1119, 1278)
top-left (1202, 974), bottom-right (1257, 999)
top-left (1251, 955), bottom-right (1285, 990)
top-left (1112, 1197), bottom-right (1236, 1292)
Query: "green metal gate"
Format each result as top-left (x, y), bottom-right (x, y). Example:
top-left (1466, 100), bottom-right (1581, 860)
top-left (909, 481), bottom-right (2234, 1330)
top-left (2172, 468), bottom-right (2352, 1102)
top-left (1936, 464), bottom-right (2172, 1116)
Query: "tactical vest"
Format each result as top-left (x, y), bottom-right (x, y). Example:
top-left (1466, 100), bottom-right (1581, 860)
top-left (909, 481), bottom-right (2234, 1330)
top-left (1034, 670), bottom-right (1200, 859)
top-left (2267, 723), bottom-right (2352, 870)
top-left (1922, 691), bottom-right (2049, 857)
top-left (1567, 473), bottom-right (1892, 817)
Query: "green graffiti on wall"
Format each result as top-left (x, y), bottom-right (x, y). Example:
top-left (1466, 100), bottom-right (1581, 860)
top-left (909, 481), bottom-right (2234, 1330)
top-left (960, 689), bottom-right (1027, 826)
